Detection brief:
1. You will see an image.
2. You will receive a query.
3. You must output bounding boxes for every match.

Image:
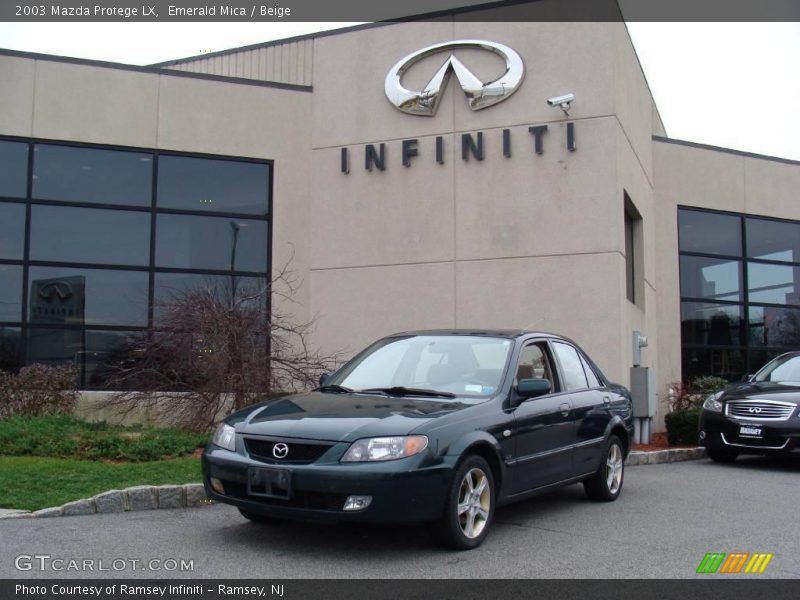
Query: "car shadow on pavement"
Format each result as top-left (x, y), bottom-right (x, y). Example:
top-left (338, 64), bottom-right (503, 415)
top-left (214, 484), bottom-right (589, 555)
top-left (710, 455), bottom-right (800, 473)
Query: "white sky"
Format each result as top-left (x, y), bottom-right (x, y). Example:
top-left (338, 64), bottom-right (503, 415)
top-left (0, 21), bottom-right (798, 162)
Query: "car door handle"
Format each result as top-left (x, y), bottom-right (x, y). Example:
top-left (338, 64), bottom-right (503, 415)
top-left (559, 402), bottom-right (570, 417)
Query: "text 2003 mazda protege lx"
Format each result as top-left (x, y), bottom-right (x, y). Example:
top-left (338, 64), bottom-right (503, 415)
top-left (203, 330), bottom-right (634, 549)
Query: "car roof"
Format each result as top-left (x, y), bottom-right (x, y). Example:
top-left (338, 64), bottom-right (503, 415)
top-left (385, 329), bottom-right (562, 340)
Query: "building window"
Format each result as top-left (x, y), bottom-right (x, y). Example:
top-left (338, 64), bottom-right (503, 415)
top-left (679, 207), bottom-right (800, 382)
top-left (624, 193), bottom-right (642, 305)
top-left (0, 135), bottom-right (272, 388)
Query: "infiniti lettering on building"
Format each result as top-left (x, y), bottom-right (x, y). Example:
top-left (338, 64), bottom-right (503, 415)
top-left (340, 39), bottom-right (575, 174)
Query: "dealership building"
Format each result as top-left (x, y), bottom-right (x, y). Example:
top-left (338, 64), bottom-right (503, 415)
top-left (1, 5), bottom-right (799, 428)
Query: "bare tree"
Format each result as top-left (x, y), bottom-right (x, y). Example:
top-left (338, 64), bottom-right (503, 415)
top-left (101, 258), bottom-right (342, 431)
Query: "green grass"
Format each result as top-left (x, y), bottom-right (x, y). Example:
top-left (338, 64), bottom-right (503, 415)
top-left (0, 415), bottom-right (208, 461)
top-left (0, 456), bottom-right (202, 511)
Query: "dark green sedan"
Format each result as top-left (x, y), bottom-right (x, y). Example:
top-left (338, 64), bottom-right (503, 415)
top-left (203, 330), bottom-right (634, 549)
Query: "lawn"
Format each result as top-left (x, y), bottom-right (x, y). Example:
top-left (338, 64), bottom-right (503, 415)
top-left (0, 414), bottom-right (208, 511)
top-left (0, 456), bottom-right (202, 511)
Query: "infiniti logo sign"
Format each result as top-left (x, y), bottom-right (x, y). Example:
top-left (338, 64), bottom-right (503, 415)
top-left (748, 407), bottom-right (762, 414)
top-left (385, 40), bottom-right (524, 116)
top-left (272, 443), bottom-right (289, 459)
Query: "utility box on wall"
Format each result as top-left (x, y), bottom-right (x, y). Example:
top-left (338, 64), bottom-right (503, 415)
top-left (630, 366), bottom-right (656, 418)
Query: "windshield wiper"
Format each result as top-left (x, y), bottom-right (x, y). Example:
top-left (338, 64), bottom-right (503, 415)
top-left (316, 384), bottom-right (355, 394)
top-left (360, 386), bottom-right (456, 399)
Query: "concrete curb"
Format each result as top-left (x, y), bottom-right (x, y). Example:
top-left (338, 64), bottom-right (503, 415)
top-left (0, 483), bottom-right (212, 520)
top-left (0, 449), bottom-right (708, 519)
top-left (626, 446), bottom-right (707, 466)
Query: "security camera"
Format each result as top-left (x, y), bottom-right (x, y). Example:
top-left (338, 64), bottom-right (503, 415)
top-left (547, 93), bottom-right (574, 115)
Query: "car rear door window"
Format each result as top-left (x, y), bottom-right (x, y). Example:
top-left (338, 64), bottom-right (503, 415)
top-left (552, 342), bottom-right (589, 392)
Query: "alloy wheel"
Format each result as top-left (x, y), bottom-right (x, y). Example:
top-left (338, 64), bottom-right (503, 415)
top-left (457, 467), bottom-right (491, 539)
top-left (606, 443), bottom-right (623, 494)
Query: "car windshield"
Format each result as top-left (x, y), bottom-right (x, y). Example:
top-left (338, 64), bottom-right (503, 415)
top-left (754, 354), bottom-right (800, 383)
top-left (328, 335), bottom-right (513, 399)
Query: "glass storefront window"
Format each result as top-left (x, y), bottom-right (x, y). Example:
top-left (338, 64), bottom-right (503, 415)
top-left (32, 144), bottom-right (153, 206)
top-left (0, 327), bottom-right (21, 372)
top-left (28, 267), bottom-right (149, 327)
top-left (747, 306), bottom-right (800, 348)
top-left (30, 205), bottom-right (151, 266)
top-left (155, 214), bottom-right (268, 273)
top-left (0, 202), bottom-right (26, 260)
top-left (747, 262), bottom-right (800, 306)
top-left (0, 141), bottom-right (28, 199)
top-left (681, 302), bottom-right (742, 347)
top-left (679, 255), bottom-right (741, 302)
top-left (153, 272), bottom-right (267, 316)
top-left (746, 218), bottom-right (800, 263)
top-left (157, 155), bottom-right (268, 215)
top-left (0, 266), bottom-right (23, 322)
top-left (678, 209), bottom-right (742, 257)
top-left (681, 347), bottom-right (745, 382)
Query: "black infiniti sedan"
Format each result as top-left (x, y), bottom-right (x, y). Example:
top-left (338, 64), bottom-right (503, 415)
top-left (203, 330), bottom-right (634, 549)
top-left (700, 351), bottom-right (800, 463)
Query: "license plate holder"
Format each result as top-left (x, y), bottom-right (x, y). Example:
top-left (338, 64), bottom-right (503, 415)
top-left (739, 424), bottom-right (763, 439)
top-left (247, 467), bottom-right (293, 500)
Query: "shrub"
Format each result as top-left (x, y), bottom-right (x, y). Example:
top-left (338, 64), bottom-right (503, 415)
top-left (664, 409), bottom-right (701, 445)
top-left (665, 376), bottom-right (729, 411)
top-left (0, 364), bottom-right (79, 419)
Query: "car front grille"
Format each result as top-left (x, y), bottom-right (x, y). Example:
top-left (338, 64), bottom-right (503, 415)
top-left (725, 400), bottom-right (796, 421)
top-left (244, 437), bottom-right (335, 464)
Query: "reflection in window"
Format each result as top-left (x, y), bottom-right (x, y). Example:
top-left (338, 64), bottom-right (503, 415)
top-left (746, 218), bottom-right (800, 263)
top-left (0, 327), bottom-right (21, 372)
top-left (30, 205), bottom-right (151, 266)
top-left (28, 267), bottom-right (148, 327)
top-left (32, 144), bottom-right (152, 206)
top-left (0, 266), bottom-right (23, 322)
top-left (681, 302), bottom-right (742, 346)
top-left (679, 255), bottom-right (741, 302)
top-left (747, 262), bottom-right (800, 305)
top-left (679, 209), bottom-right (742, 257)
top-left (0, 202), bottom-right (26, 260)
top-left (157, 155), bottom-right (269, 215)
top-left (682, 347), bottom-right (745, 382)
top-left (156, 214), bottom-right (268, 272)
top-left (0, 140), bottom-right (29, 199)
top-left (153, 273), bottom-right (267, 317)
top-left (748, 306), bottom-right (800, 348)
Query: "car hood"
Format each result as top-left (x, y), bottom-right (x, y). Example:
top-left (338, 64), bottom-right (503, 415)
top-left (720, 381), bottom-right (800, 403)
top-left (235, 391), bottom-right (476, 442)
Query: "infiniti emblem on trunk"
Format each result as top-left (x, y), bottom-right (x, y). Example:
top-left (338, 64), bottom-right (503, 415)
top-left (272, 443), bottom-right (289, 459)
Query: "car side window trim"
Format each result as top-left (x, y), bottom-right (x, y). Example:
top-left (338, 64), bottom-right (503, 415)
top-left (514, 339), bottom-right (562, 396)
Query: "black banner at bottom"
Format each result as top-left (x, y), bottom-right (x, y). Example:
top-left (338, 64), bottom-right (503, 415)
top-left (1, 580), bottom-right (797, 600)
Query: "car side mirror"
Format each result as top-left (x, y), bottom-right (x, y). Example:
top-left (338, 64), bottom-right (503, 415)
top-left (742, 373), bottom-right (754, 383)
top-left (318, 372), bottom-right (330, 387)
top-left (517, 378), bottom-right (551, 399)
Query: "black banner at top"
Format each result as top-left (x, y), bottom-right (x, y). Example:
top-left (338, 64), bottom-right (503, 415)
top-left (2, 0), bottom-right (800, 22)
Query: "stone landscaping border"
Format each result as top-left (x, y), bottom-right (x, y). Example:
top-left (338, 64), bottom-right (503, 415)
top-left (0, 483), bottom-right (211, 520)
top-left (0, 448), bottom-right (708, 519)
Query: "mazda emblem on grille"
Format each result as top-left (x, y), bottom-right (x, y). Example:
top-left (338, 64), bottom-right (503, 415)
top-left (272, 443), bottom-right (289, 459)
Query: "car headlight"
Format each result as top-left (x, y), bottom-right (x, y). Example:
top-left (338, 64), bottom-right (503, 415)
top-left (341, 436), bottom-right (428, 462)
top-left (702, 394), bottom-right (723, 413)
top-left (212, 423), bottom-right (236, 451)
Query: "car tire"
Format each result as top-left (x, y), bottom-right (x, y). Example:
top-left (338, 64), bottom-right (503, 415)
top-left (706, 443), bottom-right (739, 463)
top-left (583, 435), bottom-right (625, 502)
top-left (434, 454), bottom-right (495, 550)
top-left (238, 508), bottom-right (273, 523)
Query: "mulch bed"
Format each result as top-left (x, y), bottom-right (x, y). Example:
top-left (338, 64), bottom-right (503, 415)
top-left (632, 431), bottom-right (699, 452)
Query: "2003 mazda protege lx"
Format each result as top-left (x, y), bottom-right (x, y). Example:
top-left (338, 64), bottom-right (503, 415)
top-left (203, 330), bottom-right (634, 549)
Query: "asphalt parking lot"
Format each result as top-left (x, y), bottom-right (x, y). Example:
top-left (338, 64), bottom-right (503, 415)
top-left (1, 457), bottom-right (798, 579)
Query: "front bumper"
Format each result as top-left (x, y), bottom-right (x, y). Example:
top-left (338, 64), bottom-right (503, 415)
top-left (699, 410), bottom-right (800, 455)
top-left (202, 445), bottom-right (456, 523)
